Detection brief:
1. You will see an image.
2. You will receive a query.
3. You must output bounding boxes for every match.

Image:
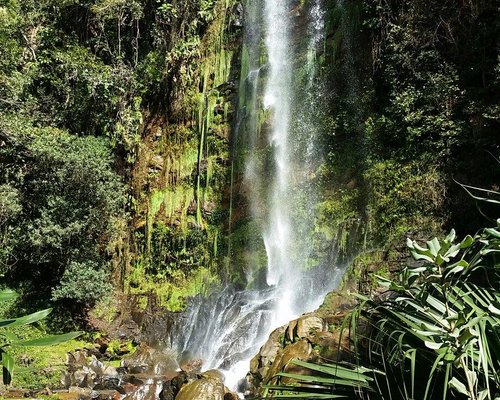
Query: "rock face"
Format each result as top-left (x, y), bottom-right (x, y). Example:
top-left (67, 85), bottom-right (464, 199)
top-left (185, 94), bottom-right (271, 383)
top-left (250, 325), bottom-right (286, 380)
top-left (121, 345), bottom-right (179, 375)
top-left (62, 351), bottom-right (120, 390)
top-left (264, 340), bottom-right (313, 384)
top-left (247, 314), bottom-right (326, 395)
top-left (173, 369), bottom-right (239, 400)
top-left (295, 315), bottom-right (324, 338)
top-left (61, 346), bottom-right (183, 400)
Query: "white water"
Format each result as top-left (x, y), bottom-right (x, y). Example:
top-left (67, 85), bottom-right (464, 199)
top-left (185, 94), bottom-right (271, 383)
top-left (262, 0), bottom-right (293, 292)
top-left (168, 0), bottom-right (344, 394)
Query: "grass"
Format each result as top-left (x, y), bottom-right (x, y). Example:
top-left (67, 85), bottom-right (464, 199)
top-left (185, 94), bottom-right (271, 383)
top-left (5, 325), bottom-right (89, 389)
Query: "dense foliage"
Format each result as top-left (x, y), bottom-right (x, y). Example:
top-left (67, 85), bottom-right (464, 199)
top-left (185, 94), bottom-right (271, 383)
top-left (0, 0), bottom-right (238, 312)
top-left (0, 289), bottom-right (81, 385)
top-left (0, 116), bottom-right (124, 306)
top-left (320, 0), bottom-right (499, 249)
top-left (0, 0), bottom-right (497, 343)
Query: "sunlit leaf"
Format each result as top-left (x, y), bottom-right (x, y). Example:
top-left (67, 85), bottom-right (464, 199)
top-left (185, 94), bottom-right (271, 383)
top-left (1, 351), bottom-right (14, 385)
top-left (12, 331), bottom-right (82, 347)
top-left (0, 290), bottom-right (18, 302)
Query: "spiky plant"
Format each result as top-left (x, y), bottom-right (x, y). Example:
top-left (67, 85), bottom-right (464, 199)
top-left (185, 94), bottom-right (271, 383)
top-left (264, 219), bottom-right (500, 400)
top-left (362, 223), bottom-right (500, 400)
top-left (263, 360), bottom-right (378, 399)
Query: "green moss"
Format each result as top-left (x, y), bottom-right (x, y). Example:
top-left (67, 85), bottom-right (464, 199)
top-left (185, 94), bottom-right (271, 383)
top-left (93, 296), bottom-right (119, 324)
top-left (363, 161), bottom-right (445, 245)
top-left (125, 263), bottom-right (220, 312)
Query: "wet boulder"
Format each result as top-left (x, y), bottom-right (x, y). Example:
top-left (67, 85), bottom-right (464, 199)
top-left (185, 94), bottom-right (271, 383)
top-left (263, 339), bottom-right (312, 384)
top-left (62, 352), bottom-right (118, 390)
top-left (174, 376), bottom-right (225, 400)
top-left (295, 314), bottom-right (324, 339)
top-left (121, 345), bottom-right (179, 375)
top-left (250, 325), bottom-right (285, 377)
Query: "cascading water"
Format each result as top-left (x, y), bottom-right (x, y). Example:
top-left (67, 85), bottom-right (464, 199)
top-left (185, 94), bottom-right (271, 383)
top-left (261, 0), bottom-right (293, 292)
top-left (168, 0), bottom-right (345, 393)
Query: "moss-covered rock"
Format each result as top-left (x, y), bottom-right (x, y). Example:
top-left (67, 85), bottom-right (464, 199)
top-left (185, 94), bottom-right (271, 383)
top-left (175, 376), bottom-right (225, 400)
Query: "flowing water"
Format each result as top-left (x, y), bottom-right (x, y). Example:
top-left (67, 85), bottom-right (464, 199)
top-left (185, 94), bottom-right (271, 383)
top-left (169, 0), bottom-right (345, 393)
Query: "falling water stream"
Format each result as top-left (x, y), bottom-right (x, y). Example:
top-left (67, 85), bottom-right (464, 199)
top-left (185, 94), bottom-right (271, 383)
top-left (169, 0), bottom-right (345, 393)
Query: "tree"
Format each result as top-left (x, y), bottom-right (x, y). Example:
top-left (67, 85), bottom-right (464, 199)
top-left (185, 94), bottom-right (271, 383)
top-left (0, 115), bottom-right (125, 306)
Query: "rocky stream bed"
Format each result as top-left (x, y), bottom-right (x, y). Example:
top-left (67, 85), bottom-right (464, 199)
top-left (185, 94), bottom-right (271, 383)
top-left (0, 288), bottom-right (357, 400)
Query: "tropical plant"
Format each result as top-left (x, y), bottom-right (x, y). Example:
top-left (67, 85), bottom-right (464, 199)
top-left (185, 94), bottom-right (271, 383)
top-left (363, 223), bottom-right (500, 400)
top-left (0, 289), bottom-right (82, 385)
top-left (263, 360), bottom-right (378, 399)
top-left (264, 220), bottom-right (500, 399)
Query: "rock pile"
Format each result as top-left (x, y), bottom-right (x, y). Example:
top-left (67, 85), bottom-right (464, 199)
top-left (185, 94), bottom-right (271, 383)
top-left (246, 292), bottom-right (356, 398)
top-left (59, 345), bottom-right (238, 400)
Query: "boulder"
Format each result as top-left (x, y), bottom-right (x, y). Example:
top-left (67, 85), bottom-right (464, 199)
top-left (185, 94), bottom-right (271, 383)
top-left (68, 386), bottom-right (93, 399)
top-left (202, 369), bottom-right (225, 382)
top-left (66, 351), bottom-right (88, 372)
top-left (51, 392), bottom-right (81, 400)
top-left (175, 377), bottom-right (225, 400)
top-left (256, 325), bottom-right (286, 369)
top-left (180, 359), bottom-right (202, 377)
top-left (223, 390), bottom-right (240, 400)
top-left (94, 390), bottom-right (121, 400)
top-left (122, 345), bottom-right (179, 375)
top-left (286, 319), bottom-right (297, 341)
top-left (263, 340), bottom-right (312, 384)
top-left (63, 353), bottom-right (120, 390)
top-left (295, 315), bottom-right (324, 339)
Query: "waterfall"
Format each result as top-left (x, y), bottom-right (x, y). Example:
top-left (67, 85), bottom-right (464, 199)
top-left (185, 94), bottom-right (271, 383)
top-left (261, 0), bottom-right (295, 325)
top-left (261, 0), bottom-right (292, 287)
top-left (168, 0), bottom-right (345, 393)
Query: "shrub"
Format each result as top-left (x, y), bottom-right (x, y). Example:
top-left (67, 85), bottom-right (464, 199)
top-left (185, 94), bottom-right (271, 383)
top-left (51, 261), bottom-right (113, 306)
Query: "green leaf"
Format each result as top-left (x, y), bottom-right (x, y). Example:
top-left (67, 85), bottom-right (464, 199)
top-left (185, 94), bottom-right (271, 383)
top-left (424, 340), bottom-right (444, 350)
top-left (276, 372), bottom-right (371, 388)
top-left (460, 235), bottom-right (474, 249)
top-left (488, 303), bottom-right (500, 316)
top-left (1, 351), bottom-right (14, 385)
top-left (0, 290), bottom-right (18, 302)
top-left (12, 331), bottom-right (82, 347)
top-left (485, 228), bottom-right (500, 239)
top-left (427, 238), bottom-right (441, 257)
top-left (263, 390), bottom-right (347, 399)
top-left (0, 309), bottom-right (52, 328)
top-left (2, 332), bottom-right (19, 342)
top-left (478, 389), bottom-right (489, 400)
top-left (0, 319), bottom-right (17, 328)
top-left (445, 229), bottom-right (456, 243)
top-left (290, 360), bottom-right (375, 382)
top-left (443, 243), bottom-right (461, 260)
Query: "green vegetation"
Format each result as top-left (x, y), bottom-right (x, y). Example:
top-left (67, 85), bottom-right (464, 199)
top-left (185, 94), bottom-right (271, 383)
top-left (125, 0), bottom-right (239, 307)
top-left (263, 360), bottom-right (377, 399)
top-left (264, 220), bottom-right (500, 399)
top-left (0, 290), bottom-right (82, 386)
top-left (0, 116), bottom-right (125, 309)
top-left (0, 0), bottom-right (240, 315)
top-left (317, 0), bottom-right (499, 252)
top-left (126, 261), bottom-right (219, 312)
top-left (6, 332), bottom-right (87, 390)
top-left (0, 0), bottom-right (498, 393)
